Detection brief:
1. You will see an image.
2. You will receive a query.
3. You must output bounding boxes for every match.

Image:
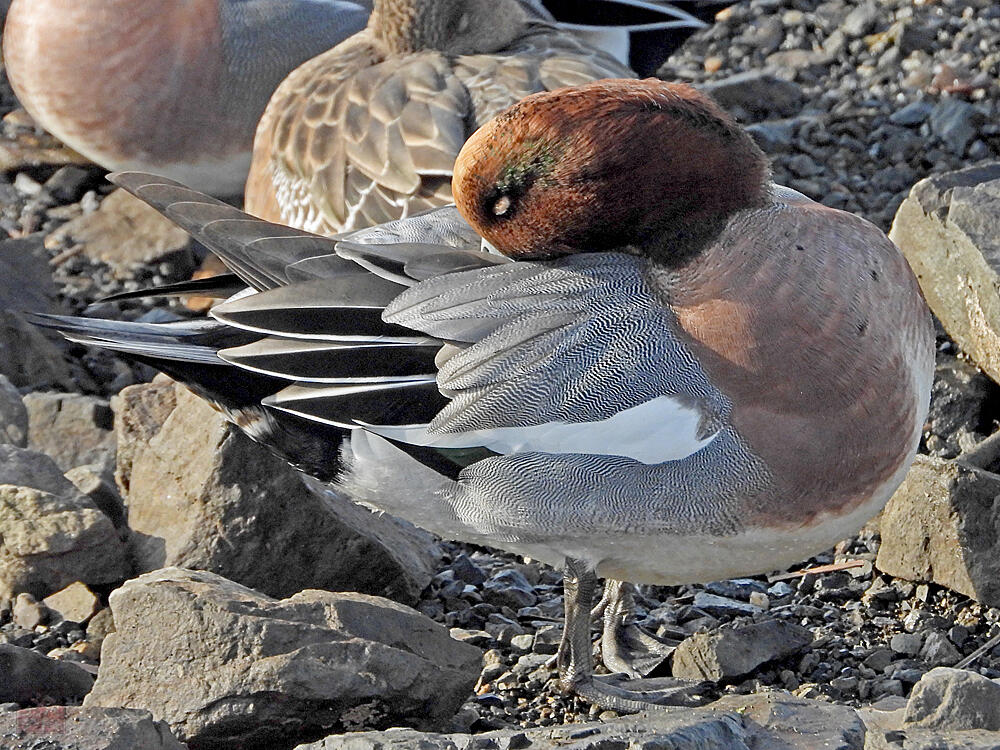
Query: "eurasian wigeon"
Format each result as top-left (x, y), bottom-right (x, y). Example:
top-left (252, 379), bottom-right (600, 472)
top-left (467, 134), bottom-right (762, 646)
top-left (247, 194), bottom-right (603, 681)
top-left (2, 0), bottom-right (371, 196)
top-left (243, 0), bottom-right (640, 232)
top-left (2, 0), bottom-right (704, 197)
top-left (34, 78), bottom-right (935, 711)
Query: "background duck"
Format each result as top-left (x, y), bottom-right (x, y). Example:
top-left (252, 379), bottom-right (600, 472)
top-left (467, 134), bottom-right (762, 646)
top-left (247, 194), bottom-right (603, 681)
top-left (33, 78), bottom-right (935, 711)
top-left (243, 0), bottom-right (635, 232)
top-left (2, 0), bottom-right (371, 197)
top-left (1, 0), bottom-right (708, 197)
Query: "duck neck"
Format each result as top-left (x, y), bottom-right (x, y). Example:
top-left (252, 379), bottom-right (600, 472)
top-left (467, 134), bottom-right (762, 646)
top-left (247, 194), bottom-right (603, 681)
top-left (370, 0), bottom-right (442, 53)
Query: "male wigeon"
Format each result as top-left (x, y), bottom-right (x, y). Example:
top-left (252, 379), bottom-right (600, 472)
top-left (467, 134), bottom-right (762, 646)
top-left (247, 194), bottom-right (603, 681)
top-left (2, 0), bottom-right (371, 196)
top-left (2, 0), bottom-right (703, 197)
top-left (34, 79), bottom-right (935, 711)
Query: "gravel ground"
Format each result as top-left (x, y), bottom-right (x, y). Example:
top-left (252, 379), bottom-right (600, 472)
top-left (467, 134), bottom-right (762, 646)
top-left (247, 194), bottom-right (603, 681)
top-left (2, 0), bottom-right (1000, 734)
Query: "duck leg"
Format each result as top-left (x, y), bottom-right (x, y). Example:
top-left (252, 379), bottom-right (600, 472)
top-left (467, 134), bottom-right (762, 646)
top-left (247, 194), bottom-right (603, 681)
top-left (594, 579), bottom-right (677, 678)
top-left (558, 558), bottom-right (709, 712)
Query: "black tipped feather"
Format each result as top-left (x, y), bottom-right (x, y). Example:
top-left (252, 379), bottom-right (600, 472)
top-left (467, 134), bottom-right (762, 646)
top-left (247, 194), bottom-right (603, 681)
top-left (99, 273), bottom-right (247, 303)
top-left (264, 380), bottom-right (448, 429)
top-left (219, 338), bottom-right (440, 382)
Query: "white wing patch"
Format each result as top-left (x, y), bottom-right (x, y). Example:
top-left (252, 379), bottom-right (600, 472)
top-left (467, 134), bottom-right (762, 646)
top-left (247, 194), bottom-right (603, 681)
top-left (364, 395), bottom-right (717, 464)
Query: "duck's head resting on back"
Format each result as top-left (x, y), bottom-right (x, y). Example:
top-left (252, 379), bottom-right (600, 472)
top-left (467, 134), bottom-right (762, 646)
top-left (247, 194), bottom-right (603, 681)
top-left (452, 78), bottom-right (772, 262)
top-left (371, 0), bottom-right (538, 55)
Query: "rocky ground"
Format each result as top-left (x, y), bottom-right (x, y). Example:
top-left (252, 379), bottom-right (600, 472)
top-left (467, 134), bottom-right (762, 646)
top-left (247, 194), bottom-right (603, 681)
top-left (2, 0), bottom-right (1000, 748)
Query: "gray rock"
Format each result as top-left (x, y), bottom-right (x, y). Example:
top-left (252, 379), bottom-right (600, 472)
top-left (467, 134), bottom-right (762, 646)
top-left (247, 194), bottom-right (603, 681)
top-left (889, 163), bottom-right (1000, 383)
top-left (890, 101), bottom-right (934, 127)
top-left (746, 120), bottom-right (796, 152)
top-left (0, 309), bottom-right (75, 390)
top-left (0, 643), bottom-right (94, 704)
top-left (298, 691), bottom-right (866, 750)
top-left (42, 581), bottom-right (100, 624)
top-left (23, 391), bottom-right (116, 474)
top-left (296, 709), bottom-right (749, 750)
top-left (890, 632), bottom-right (923, 656)
top-left (45, 188), bottom-right (194, 268)
top-left (699, 72), bottom-right (805, 120)
top-left (876, 454), bottom-right (1000, 606)
top-left (930, 99), bottom-right (984, 155)
top-left (892, 20), bottom-right (937, 55)
top-left (904, 667), bottom-right (1000, 731)
top-left (0, 444), bottom-right (130, 599)
top-left (841, 2), bottom-right (879, 38)
top-left (122, 384), bottom-right (437, 602)
top-left (0, 374), bottom-right (27, 447)
top-left (84, 568), bottom-right (483, 750)
top-left (712, 691), bottom-right (865, 750)
top-left (0, 706), bottom-right (187, 749)
top-left (693, 591), bottom-right (761, 617)
top-left (919, 631), bottom-right (962, 667)
top-left (925, 354), bottom-right (995, 459)
top-left (672, 619), bottom-right (813, 681)
top-left (0, 235), bottom-right (59, 314)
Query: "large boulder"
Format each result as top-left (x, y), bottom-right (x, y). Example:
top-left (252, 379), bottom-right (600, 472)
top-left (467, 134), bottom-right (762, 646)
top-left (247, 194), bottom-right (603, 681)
top-left (876, 453), bottom-right (1000, 606)
top-left (84, 568), bottom-right (483, 750)
top-left (119, 383), bottom-right (437, 603)
top-left (0, 444), bottom-right (130, 599)
top-left (904, 667), bottom-right (1000, 732)
top-left (889, 162), bottom-right (1000, 383)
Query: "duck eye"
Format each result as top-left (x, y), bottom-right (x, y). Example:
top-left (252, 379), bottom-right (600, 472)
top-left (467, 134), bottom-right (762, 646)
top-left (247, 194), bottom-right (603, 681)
top-left (492, 194), bottom-right (512, 217)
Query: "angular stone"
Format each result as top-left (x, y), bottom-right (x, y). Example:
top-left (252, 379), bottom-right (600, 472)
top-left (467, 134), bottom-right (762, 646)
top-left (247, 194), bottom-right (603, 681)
top-left (0, 374), bottom-right (27, 447)
top-left (904, 667), bottom-right (1000, 732)
top-left (84, 568), bottom-right (483, 750)
top-left (700, 72), bottom-right (804, 120)
top-left (24, 392), bottom-right (116, 474)
top-left (889, 163), bottom-right (1000, 383)
top-left (43, 581), bottom-right (100, 624)
top-left (0, 309), bottom-right (75, 390)
top-left (45, 188), bottom-right (194, 267)
top-left (925, 354), bottom-right (996, 459)
top-left (0, 643), bottom-right (95, 704)
top-left (0, 444), bottom-right (130, 599)
top-left (876, 454), bottom-right (1000, 606)
top-left (123, 384), bottom-right (437, 602)
top-left (672, 619), bottom-right (813, 681)
top-left (929, 99), bottom-right (984, 155)
top-left (919, 631), bottom-right (962, 667)
top-left (0, 706), bottom-right (187, 749)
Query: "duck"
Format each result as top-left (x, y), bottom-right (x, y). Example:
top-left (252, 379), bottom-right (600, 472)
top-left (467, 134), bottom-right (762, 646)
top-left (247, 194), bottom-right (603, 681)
top-left (2, 0), bottom-right (371, 196)
top-left (1, 0), bottom-right (705, 197)
top-left (33, 78), bottom-right (935, 711)
top-left (243, 0), bottom-right (655, 233)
